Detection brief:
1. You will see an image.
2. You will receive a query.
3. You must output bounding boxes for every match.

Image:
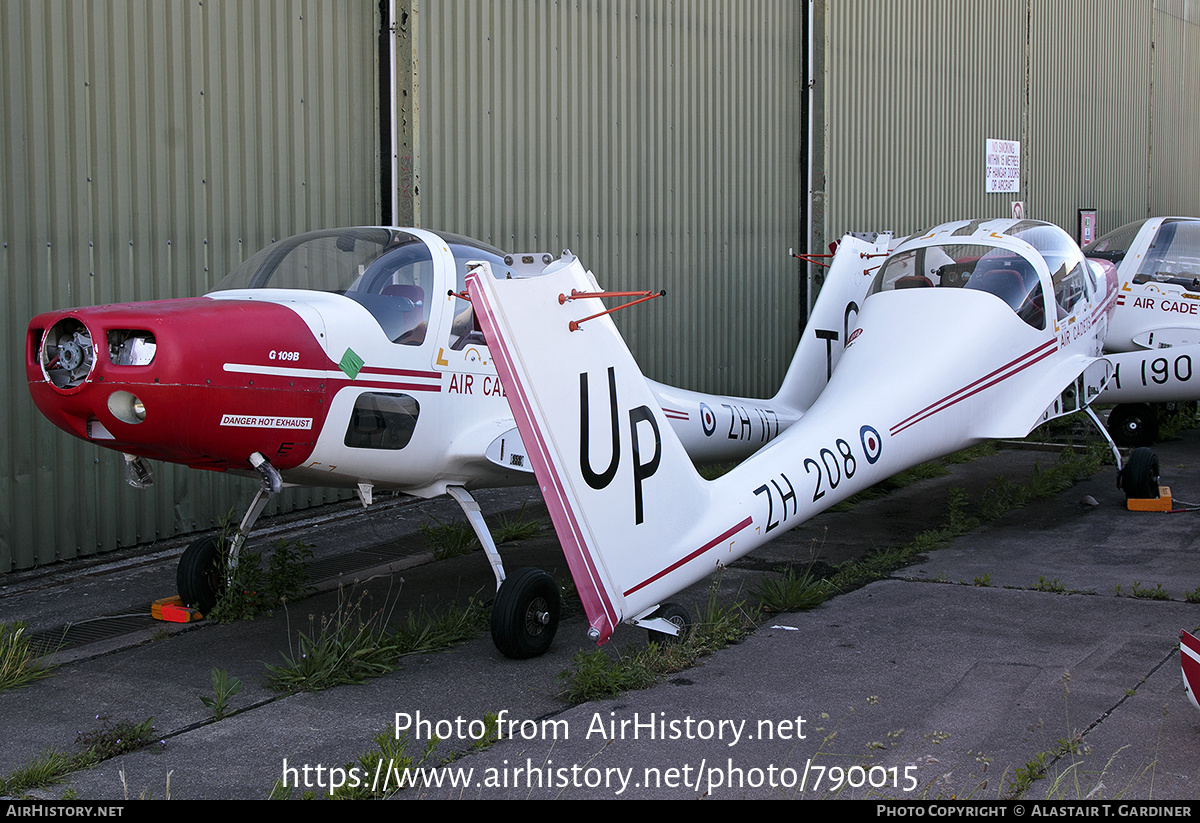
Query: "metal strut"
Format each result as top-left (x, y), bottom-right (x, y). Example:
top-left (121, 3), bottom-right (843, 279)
top-left (447, 485), bottom-right (507, 590)
top-left (790, 248), bottom-right (834, 269)
top-left (559, 288), bottom-right (667, 331)
top-left (224, 452), bottom-right (282, 585)
top-left (1084, 406), bottom-right (1123, 471)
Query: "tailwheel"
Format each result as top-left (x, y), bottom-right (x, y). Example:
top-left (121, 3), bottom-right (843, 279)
top-left (177, 535), bottom-right (226, 616)
top-left (648, 603), bottom-right (691, 646)
top-left (491, 567), bottom-right (560, 659)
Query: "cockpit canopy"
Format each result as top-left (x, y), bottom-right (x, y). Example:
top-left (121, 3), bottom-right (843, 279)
top-left (1083, 217), bottom-right (1200, 286)
top-left (210, 227), bottom-right (516, 346)
top-left (870, 220), bottom-right (1093, 331)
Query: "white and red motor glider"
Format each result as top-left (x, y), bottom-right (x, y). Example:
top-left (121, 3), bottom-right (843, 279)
top-left (468, 219), bottom-right (1119, 652)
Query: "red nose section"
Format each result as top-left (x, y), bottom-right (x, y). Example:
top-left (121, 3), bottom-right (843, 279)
top-left (27, 297), bottom-right (331, 471)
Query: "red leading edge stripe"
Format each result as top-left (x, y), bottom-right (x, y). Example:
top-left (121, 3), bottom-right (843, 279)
top-left (1182, 630), bottom-right (1200, 709)
top-left (468, 278), bottom-right (621, 640)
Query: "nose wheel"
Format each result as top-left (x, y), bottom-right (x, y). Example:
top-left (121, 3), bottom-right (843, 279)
top-left (177, 535), bottom-right (225, 615)
top-left (176, 453), bottom-right (281, 617)
top-left (491, 567), bottom-right (561, 659)
top-left (1118, 446), bottom-right (1160, 500)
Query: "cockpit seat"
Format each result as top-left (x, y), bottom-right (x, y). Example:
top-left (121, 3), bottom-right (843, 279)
top-left (345, 284), bottom-right (428, 344)
top-left (381, 285), bottom-right (427, 344)
top-left (382, 284), bottom-right (424, 308)
top-left (968, 259), bottom-right (1045, 329)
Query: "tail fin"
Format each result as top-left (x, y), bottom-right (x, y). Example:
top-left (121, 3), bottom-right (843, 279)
top-left (773, 234), bottom-right (892, 413)
top-left (470, 256), bottom-right (735, 643)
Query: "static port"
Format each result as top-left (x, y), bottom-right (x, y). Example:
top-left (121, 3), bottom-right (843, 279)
top-left (107, 391), bottom-right (146, 424)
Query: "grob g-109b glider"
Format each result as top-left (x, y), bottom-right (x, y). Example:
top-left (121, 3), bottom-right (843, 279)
top-left (468, 219), bottom-right (1118, 650)
top-left (26, 226), bottom-right (886, 656)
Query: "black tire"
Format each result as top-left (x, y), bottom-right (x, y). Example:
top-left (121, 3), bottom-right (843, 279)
top-left (1163, 401), bottom-right (1198, 429)
top-left (1107, 404), bottom-right (1158, 447)
top-left (1119, 447), bottom-right (1160, 500)
top-left (491, 568), bottom-right (560, 659)
top-left (177, 535), bottom-right (226, 615)
top-left (648, 603), bottom-right (691, 646)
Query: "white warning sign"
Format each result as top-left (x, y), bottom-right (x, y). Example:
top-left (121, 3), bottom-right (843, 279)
top-left (220, 414), bottom-right (312, 429)
top-left (986, 139), bottom-right (1020, 193)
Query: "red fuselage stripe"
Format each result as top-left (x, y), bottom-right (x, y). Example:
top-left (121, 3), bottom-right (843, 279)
top-left (890, 339), bottom-right (1057, 436)
top-left (623, 517), bottom-right (754, 596)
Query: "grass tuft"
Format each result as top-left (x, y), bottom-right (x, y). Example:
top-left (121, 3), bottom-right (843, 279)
top-left (491, 503), bottom-right (546, 543)
top-left (752, 566), bottom-right (828, 613)
top-left (0, 717), bottom-right (158, 797)
top-left (266, 584), bottom-right (488, 693)
top-left (557, 572), bottom-right (758, 703)
top-left (0, 621), bottom-right (55, 692)
top-left (420, 519), bottom-right (478, 560)
top-left (421, 505), bottom-right (545, 560)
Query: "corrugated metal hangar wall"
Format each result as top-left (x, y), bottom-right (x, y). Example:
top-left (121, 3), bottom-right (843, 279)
top-left (408, 1), bottom-right (806, 398)
top-left (4, 1), bottom-right (1199, 573)
top-left (816, 0), bottom-right (1200, 253)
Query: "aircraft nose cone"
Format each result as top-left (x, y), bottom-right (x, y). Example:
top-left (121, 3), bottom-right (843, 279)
top-left (27, 297), bottom-right (329, 471)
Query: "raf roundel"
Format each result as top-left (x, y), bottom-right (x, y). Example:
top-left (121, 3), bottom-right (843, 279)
top-left (860, 425), bottom-right (883, 465)
top-left (699, 402), bottom-right (717, 437)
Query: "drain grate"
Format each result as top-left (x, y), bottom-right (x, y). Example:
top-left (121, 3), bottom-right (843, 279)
top-left (29, 614), bottom-right (156, 657)
top-left (308, 538), bottom-right (428, 581)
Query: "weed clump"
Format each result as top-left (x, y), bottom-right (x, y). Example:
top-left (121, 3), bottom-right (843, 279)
top-left (0, 621), bottom-right (54, 692)
top-left (558, 574), bottom-right (757, 703)
top-left (753, 566), bottom-right (828, 613)
top-left (266, 584), bottom-right (488, 693)
top-left (0, 717), bottom-right (158, 797)
top-left (421, 504), bottom-right (545, 560)
top-left (208, 537), bottom-right (314, 623)
top-left (200, 668), bottom-right (243, 720)
top-left (420, 519), bottom-right (478, 560)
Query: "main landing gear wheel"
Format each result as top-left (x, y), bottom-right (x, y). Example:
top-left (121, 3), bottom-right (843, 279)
top-left (1107, 403), bottom-right (1158, 448)
top-left (177, 535), bottom-right (226, 615)
top-left (1118, 447), bottom-right (1160, 500)
top-left (491, 568), bottom-right (561, 659)
top-left (648, 603), bottom-right (691, 646)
